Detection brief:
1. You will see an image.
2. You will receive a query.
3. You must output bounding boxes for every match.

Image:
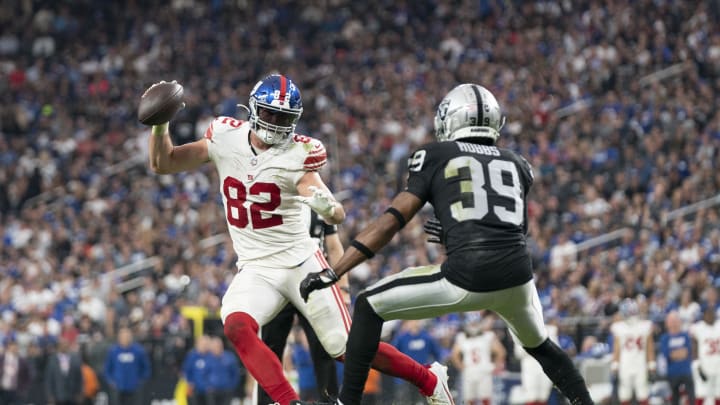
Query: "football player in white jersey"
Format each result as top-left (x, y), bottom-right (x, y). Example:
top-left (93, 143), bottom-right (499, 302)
top-left (691, 307), bottom-right (720, 405)
top-left (451, 314), bottom-right (506, 405)
top-left (514, 321), bottom-right (559, 405)
top-left (610, 298), bottom-right (655, 405)
top-left (145, 75), bottom-right (450, 405)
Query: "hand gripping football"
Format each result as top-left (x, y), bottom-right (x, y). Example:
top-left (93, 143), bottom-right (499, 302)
top-left (138, 80), bottom-right (185, 125)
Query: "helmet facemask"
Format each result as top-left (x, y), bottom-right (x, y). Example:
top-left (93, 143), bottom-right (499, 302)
top-left (249, 99), bottom-right (302, 145)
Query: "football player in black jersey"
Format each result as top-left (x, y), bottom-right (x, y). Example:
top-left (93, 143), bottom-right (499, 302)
top-left (257, 209), bottom-right (349, 404)
top-left (300, 84), bottom-right (594, 405)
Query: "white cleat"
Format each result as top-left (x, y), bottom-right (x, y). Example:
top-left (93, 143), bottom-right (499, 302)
top-left (426, 362), bottom-right (455, 405)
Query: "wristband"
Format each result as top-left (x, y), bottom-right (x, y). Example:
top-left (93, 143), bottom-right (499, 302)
top-left (350, 239), bottom-right (375, 259)
top-left (611, 361), bottom-right (618, 372)
top-left (648, 361), bottom-right (656, 371)
top-left (152, 123), bottom-right (168, 136)
top-left (384, 207), bottom-right (407, 229)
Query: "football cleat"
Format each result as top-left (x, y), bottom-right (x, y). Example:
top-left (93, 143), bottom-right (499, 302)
top-left (426, 362), bottom-right (455, 405)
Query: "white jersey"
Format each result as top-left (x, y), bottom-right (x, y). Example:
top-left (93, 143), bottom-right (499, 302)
top-left (205, 117), bottom-right (327, 268)
top-left (457, 331), bottom-right (496, 373)
top-left (690, 320), bottom-right (720, 371)
top-left (611, 319), bottom-right (652, 372)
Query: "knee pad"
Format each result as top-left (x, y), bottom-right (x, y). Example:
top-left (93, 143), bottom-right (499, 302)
top-left (323, 334), bottom-right (347, 358)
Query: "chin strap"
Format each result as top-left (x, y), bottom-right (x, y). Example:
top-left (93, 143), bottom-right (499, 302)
top-left (236, 103), bottom-right (251, 118)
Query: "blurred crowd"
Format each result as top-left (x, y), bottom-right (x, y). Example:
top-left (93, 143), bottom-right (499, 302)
top-left (2, 0), bottom-right (720, 403)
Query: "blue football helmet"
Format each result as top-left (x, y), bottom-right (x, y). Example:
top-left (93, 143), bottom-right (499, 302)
top-left (248, 74), bottom-right (303, 144)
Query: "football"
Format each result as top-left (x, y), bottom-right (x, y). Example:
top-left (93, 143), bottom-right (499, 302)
top-left (138, 81), bottom-right (185, 126)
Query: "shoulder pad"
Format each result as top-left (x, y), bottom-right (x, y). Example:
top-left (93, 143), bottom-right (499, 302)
top-left (205, 116), bottom-right (245, 141)
top-left (292, 134), bottom-right (327, 171)
top-left (408, 142), bottom-right (448, 172)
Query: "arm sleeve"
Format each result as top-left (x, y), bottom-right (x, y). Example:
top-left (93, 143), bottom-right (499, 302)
top-left (204, 116), bottom-right (245, 163)
top-left (303, 139), bottom-right (327, 171)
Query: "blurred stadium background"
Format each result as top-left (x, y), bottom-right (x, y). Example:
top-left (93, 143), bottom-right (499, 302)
top-left (1, 0), bottom-right (720, 404)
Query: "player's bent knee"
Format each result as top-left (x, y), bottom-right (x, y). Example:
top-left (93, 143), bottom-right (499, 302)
top-left (321, 330), bottom-right (347, 358)
top-left (354, 293), bottom-right (376, 315)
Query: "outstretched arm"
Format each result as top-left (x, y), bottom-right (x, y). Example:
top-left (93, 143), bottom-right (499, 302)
top-left (299, 191), bottom-right (424, 302)
top-left (333, 191), bottom-right (424, 277)
top-left (148, 123), bottom-right (210, 174)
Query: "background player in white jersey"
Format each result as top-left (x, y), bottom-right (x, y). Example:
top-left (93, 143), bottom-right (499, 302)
top-left (610, 298), bottom-right (655, 405)
top-left (451, 314), bottom-right (505, 405)
top-left (145, 74), bottom-right (451, 405)
top-left (691, 307), bottom-right (720, 405)
top-left (513, 321), bottom-right (559, 405)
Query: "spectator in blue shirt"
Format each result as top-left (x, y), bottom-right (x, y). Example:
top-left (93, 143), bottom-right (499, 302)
top-left (103, 327), bottom-right (151, 405)
top-left (207, 336), bottom-right (240, 405)
top-left (391, 320), bottom-right (444, 405)
top-left (182, 335), bottom-right (212, 405)
top-left (660, 311), bottom-right (695, 405)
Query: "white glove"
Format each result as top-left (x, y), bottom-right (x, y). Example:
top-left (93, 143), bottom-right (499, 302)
top-left (296, 186), bottom-right (338, 219)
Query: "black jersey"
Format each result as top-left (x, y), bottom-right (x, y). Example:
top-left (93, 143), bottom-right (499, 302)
top-left (405, 140), bottom-right (534, 291)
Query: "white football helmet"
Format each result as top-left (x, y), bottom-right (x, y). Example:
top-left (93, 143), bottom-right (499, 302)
top-left (434, 84), bottom-right (505, 142)
top-left (619, 298), bottom-right (640, 320)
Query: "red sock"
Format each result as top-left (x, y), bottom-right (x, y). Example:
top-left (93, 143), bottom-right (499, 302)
top-left (638, 400), bottom-right (649, 405)
top-left (368, 342), bottom-right (437, 396)
top-left (715, 399), bottom-right (720, 405)
top-left (481, 399), bottom-right (491, 405)
top-left (224, 312), bottom-right (298, 405)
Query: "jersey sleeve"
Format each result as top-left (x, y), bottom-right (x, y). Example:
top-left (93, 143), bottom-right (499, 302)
top-left (302, 138), bottom-right (327, 171)
top-left (518, 155), bottom-right (534, 188)
top-left (405, 145), bottom-right (439, 202)
top-left (204, 116), bottom-right (244, 162)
